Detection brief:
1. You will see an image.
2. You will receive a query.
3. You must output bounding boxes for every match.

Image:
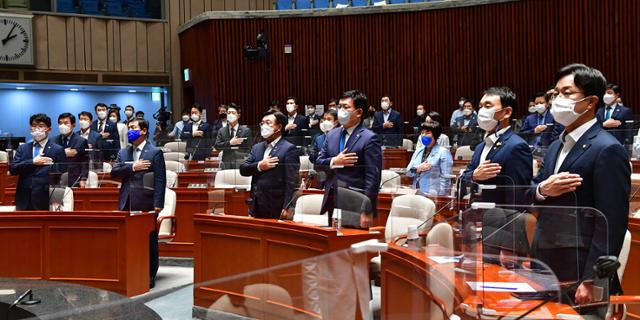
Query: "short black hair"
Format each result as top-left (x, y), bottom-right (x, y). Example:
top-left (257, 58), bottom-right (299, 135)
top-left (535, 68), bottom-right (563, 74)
top-left (286, 96), bottom-right (300, 106)
top-left (78, 111), bottom-right (93, 121)
top-left (265, 110), bottom-right (287, 129)
top-left (227, 102), bottom-right (241, 114)
top-left (125, 105), bottom-right (135, 111)
top-left (130, 118), bottom-right (149, 133)
top-left (381, 94), bottom-right (393, 102)
top-left (323, 109), bottom-right (338, 120)
top-left (553, 63), bottom-right (607, 109)
top-left (607, 83), bottom-right (621, 95)
top-left (135, 111), bottom-right (145, 116)
top-left (427, 111), bottom-right (441, 123)
top-left (30, 113), bottom-right (51, 127)
top-left (181, 108), bottom-right (190, 115)
top-left (218, 104), bottom-right (227, 110)
top-left (421, 121), bottom-right (442, 140)
top-left (463, 98), bottom-right (475, 106)
top-left (534, 91), bottom-right (547, 102)
top-left (483, 86), bottom-right (517, 109)
top-left (94, 102), bottom-right (108, 111)
top-left (341, 90), bottom-right (368, 112)
top-left (192, 103), bottom-right (204, 113)
top-left (328, 98), bottom-right (339, 105)
top-left (270, 99), bottom-right (279, 106)
top-left (58, 112), bottom-right (76, 124)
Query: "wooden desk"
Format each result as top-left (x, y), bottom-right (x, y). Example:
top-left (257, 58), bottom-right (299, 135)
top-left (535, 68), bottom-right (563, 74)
top-left (177, 171), bottom-right (217, 187)
top-left (632, 160), bottom-right (640, 174)
top-left (0, 211), bottom-right (153, 297)
top-left (381, 244), bottom-right (579, 319)
top-left (192, 215), bottom-right (383, 319)
top-left (623, 217), bottom-right (640, 320)
top-left (383, 148), bottom-right (412, 169)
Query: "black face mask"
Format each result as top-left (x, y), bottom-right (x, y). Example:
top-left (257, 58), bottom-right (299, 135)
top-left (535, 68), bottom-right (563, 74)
top-left (368, 110), bottom-right (375, 117)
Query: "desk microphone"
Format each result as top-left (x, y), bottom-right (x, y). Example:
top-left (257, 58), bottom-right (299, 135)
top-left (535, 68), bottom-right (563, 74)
top-left (5, 289), bottom-right (40, 318)
top-left (379, 172), bottom-right (403, 192)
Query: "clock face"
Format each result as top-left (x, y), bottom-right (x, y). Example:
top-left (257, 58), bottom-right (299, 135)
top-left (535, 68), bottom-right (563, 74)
top-left (0, 16), bottom-right (33, 65)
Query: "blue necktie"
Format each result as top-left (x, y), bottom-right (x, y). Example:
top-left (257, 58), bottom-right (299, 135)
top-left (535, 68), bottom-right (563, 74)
top-left (339, 130), bottom-right (347, 151)
top-left (605, 107), bottom-right (612, 120)
top-left (33, 143), bottom-right (40, 158)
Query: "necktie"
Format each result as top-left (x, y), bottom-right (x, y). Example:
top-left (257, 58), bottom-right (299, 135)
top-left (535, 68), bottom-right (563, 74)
top-left (538, 115), bottom-right (543, 126)
top-left (33, 143), bottom-right (41, 158)
top-left (99, 121), bottom-right (104, 133)
top-left (63, 137), bottom-right (68, 147)
top-left (605, 107), bottom-right (612, 120)
top-left (230, 127), bottom-right (235, 138)
top-left (340, 130), bottom-right (347, 151)
top-left (134, 147), bottom-right (141, 161)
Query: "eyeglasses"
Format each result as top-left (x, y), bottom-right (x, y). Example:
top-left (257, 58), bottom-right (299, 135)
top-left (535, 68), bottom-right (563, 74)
top-left (550, 90), bottom-right (585, 100)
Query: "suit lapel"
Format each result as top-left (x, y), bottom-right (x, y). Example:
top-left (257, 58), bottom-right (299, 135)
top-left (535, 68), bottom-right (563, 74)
top-left (486, 129), bottom-right (512, 161)
top-left (345, 125), bottom-right (363, 152)
top-left (558, 124), bottom-right (599, 172)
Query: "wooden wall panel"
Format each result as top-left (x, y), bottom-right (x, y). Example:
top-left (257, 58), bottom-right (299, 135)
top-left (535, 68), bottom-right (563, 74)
top-left (46, 16), bottom-right (67, 70)
top-left (119, 21), bottom-right (138, 72)
top-left (73, 18), bottom-right (86, 70)
top-left (90, 19), bottom-right (108, 71)
top-left (135, 21), bottom-right (149, 72)
top-left (179, 0), bottom-right (640, 126)
top-left (33, 15), bottom-right (48, 69)
top-left (147, 22), bottom-right (166, 72)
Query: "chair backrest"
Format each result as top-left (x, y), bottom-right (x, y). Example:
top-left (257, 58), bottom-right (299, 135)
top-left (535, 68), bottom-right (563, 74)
top-left (244, 284), bottom-right (294, 319)
top-left (164, 152), bottom-right (186, 162)
top-left (87, 171), bottom-right (99, 188)
top-left (425, 222), bottom-right (455, 320)
top-left (117, 123), bottom-right (128, 149)
top-left (103, 162), bottom-right (112, 173)
top-left (165, 160), bottom-right (186, 173)
top-left (426, 223), bottom-right (454, 251)
top-left (164, 141), bottom-right (187, 153)
top-left (143, 172), bottom-right (155, 190)
top-left (49, 187), bottom-right (74, 212)
top-left (618, 229), bottom-right (632, 281)
top-left (385, 195), bottom-right (435, 241)
top-left (532, 159), bottom-right (540, 178)
top-left (454, 146), bottom-right (473, 161)
top-left (214, 169), bottom-right (252, 189)
top-left (402, 139), bottom-right (414, 151)
top-left (0, 151), bottom-right (7, 163)
top-left (299, 155), bottom-right (313, 171)
top-left (166, 170), bottom-right (178, 188)
top-left (158, 188), bottom-right (177, 241)
top-left (293, 194), bottom-right (326, 226)
top-left (380, 170), bottom-right (400, 191)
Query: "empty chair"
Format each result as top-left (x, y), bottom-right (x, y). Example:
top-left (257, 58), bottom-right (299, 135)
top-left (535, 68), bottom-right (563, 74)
top-left (49, 187), bottom-right (74, 211)
top-left (380, 170), bottom-right (400, 192)
top-left (454, 145), bottom-right (473, 161)
top-left (214, 169), bottom-right (252, 189)
top-left (293, 194), bottom-right (326, 226)
top-left (275, 0), bottom-right (293, 9)
top-left (299, 155), bottom-right (313, 171)
top-left (164, 152), bottom-right (186, 162)
top-left (103, 162), bottom-right (112, 173)
top-left (314, 0), bottom-right (330, 8)
top-left (296, 0), bottom-right (312, 9)
top-left (166, 170), bottom-right (178, 188)
top-left (618, 230), bottom-right (632, 281)
top-left (86, 171), bottom-right (99, 188)
top-left (352, 0), bottom-right (369, 6)
top-left (157, 188), bottom-right (177, 243)
top-left (164, 141), bottom-right (187, 153)
top-left (384, 195), bottom-right (435, 241)
top-left (426, 222), bottom-right (454, 250)
top-left (0, 151), bottom-right (8, 163)
top-left (165, 160), bottom-right (186, 173)
top-left (402, 138), bottom-right (414, 151)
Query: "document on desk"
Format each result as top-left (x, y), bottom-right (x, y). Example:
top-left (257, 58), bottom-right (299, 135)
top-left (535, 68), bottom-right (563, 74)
top-left (429, 256), bottom-right (462, 264)
top-left (466, 281), bottom-right (536, 293)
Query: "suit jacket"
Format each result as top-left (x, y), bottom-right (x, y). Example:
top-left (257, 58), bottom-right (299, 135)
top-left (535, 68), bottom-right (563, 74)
top-left (283, 113), bottom-right (310, 147)
top-left (452, 114), bottom-right (483, 148)
top-left (521, 111), bottom-right (563, 147)
top-left (52, 132), bottom-right (89, 187)
top-left (214, 124), bottom-right (253, 169)
top-left (373, 109), bottom-right (403, 146)
top-left (10, 140), bottom-right (68, 210)
top-left (239, 137), bottom-right (300, 218)
top-left (307, 114), bottom-right (322, 138)
top-left (111, 141), bottom-right (166, 212)
top-left (461, 127), bottom-right (532, 205)
top-left (308, 133), bottom-right (326, 164)
top-left (596, 103), bottom-right (633, 145)
top-left (529, 122), bottom-right (630, 293)
top-left (316, 123), bottom-right (382, 217)
top-left (77, 129), bottom-right (102, 149)
top-left (91, 119), bottom-right (120, 158)
top-left (180, 121), bottom-right (211, 160)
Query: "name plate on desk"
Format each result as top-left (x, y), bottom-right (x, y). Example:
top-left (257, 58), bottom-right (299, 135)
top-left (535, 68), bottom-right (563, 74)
top-left (188, 183), bottom-right (208, 188)
top-left (204, 168), bottom-right (220, 173)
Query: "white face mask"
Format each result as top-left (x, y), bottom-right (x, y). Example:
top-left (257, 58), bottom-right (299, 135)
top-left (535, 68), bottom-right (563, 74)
top-left (182, 115), bottom-right (190, 122)
top-left (79, 120), bottom-right (91, 130)
top-left (109, 117), bottom-right (118, 123)
top-left (260, 124), bottom-right (275, 139)
top-left (381, 102), bottom-right (390, 111)
top-left (58, 124), bottom-right (71, 135)
top-left (226, 113), bottom-right (238, 123)
top-left (528, 106), bottom-right (537, 113)
top-left (535, 104), bottom-right (547, 114)
top-left (320, 120), bottom-right (334, 133)
top-left (463, 109), bottom-right (473, 116)
top-left (477, 107), bottom-right (500, 131)
top-left (286, 104), bottom-right (296, 113)
top-left (191, 114), bottom-right (200, 122)
top-left (97, 111), bottom-right (107, 120)
top-left (125, 110), bottom-right (133, 118)
top-left (416, 109), bottom-right (424, 117)
top-left (338, 108), bottom-right (352, 126)
top-left (603, 94), bottom-right (616, 105)
top-left (459, 100), bottom-right (465, 108)
top-left (30, 128), bottom-right (46, 142)
top-left (551, 96), bottom-right (588, 126)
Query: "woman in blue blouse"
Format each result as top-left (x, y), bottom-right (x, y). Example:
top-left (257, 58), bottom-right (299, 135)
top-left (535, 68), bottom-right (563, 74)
top-left (406, 121), bottom-right (453, 196)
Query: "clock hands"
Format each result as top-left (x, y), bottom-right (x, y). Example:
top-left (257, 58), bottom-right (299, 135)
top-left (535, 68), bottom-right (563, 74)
top-left (2, 24), bottom-right (17, 45)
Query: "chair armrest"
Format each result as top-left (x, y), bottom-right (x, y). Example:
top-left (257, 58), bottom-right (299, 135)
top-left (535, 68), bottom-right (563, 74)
top-left (610, 296), bottom-right (640, 305)
top-left (368, 226), bottom-right (385, 234)
top-left (157, 216), bottom-right (176, 240)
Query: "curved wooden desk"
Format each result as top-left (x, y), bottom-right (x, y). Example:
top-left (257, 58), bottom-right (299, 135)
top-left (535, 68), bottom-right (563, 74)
top-left (381, 244), bottom-right (579, 319)
top-left (192, 214), bottom-right (383, 319)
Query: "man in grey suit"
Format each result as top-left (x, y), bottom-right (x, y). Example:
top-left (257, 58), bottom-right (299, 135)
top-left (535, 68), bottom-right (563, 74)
top-left (214, 103), bottom-right (253, 169)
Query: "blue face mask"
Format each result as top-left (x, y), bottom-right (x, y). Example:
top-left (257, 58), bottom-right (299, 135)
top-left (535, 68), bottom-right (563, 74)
top-left (421, 135), bottom-right (433, 147)
top-left (127, 129), bottom-right (142, 143)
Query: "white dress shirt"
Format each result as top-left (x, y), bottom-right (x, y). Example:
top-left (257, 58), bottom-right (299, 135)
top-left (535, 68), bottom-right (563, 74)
top-left (383, 110), bottom-right (391, 122)
top-left (479, 126), bottom-right (510, 163)
top-left (133, 140), bottom-right (147, 161)
top-left (80, 128), bottom-right (91, 140)
top-left (553, 118), bottom-right (597, 174)
top-left (257, 136), bottom-right (282, 172)
top-left (288, 113), bottom-right (297, 125)
top-left (330, 125), bottom-right (357, 168)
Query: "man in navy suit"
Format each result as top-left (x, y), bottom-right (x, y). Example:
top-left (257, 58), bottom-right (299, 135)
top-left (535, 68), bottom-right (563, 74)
top-left (91, 103), bottom-right (120, 160)
top-left (373, 95), bottom-right (403, 147)
top-left (461, 86), bottom-right (532, 205)
top-left (531, 64), bottom-right (630, 306)
top-left (282, 96), bottom-right (310, 148)
top-left (452, 99), bottom-right (482, 148)
top-left (240, 110), bottom-right (300, 219)
top-left (111, 118), bottom-right (166, 288)
top-left (77, 111), bottom-right (102, 149)
top-left (180, 103), bottom-right (212, 160)
top-left (52, 113), bottom-right (89, 188)
top-left (316, 90), bottom-right (382, 228)
top-left (521, 91), bottom-right (563, 147)
top-left (10, 114), bottom-right (68, 210)
top-left (596, 83), bottom-right (633, 146)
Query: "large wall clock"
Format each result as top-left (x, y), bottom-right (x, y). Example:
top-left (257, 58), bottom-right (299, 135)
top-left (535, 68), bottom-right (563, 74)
top-left (0, 13), bottom-right (34, 66)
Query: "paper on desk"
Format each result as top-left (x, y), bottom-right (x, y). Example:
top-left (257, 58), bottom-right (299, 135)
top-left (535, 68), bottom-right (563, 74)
top-left (467, 281), bottom-right (536, 293)
top-left (429, 256), bottom-right (462, 264)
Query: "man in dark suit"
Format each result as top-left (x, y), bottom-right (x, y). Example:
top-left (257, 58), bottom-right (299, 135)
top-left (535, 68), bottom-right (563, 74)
top-left (52, 113), bottom-right (89, 188)
top-left (452, 99), bottom-right (483, 148)
top-left (77, 111), bottom-right (102, 149)
top-left (91, 102), bottom-right (120, 160)
top-left (240, 110), bottom-right (300, 219)
top-left (180, 103), bottom-right (212, 160)
top-left (111, 118), bottom-right (166, 288)
top-left (210, 104), bottom-right (228, 138)
top-left (461, 87), bottom-right (532, 205)
top-left (214, 104), bottom-right (253, 169)
top-left (316, 90), bottom-right (382, 228)
top-left (10, 114), bottom-right (68, 210)
top-left (531, 64), bottom-right (630, 306)
top-left (521, 91), bottom-right (563, 147)
top-left (306, 105), bottom-right (322, 138)
top-left (372, 95), bottom-right (403, 147)
top-left (282, 96), bottom-right (310, 148)
top-left (596, 83), bottom-right (633, 146)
